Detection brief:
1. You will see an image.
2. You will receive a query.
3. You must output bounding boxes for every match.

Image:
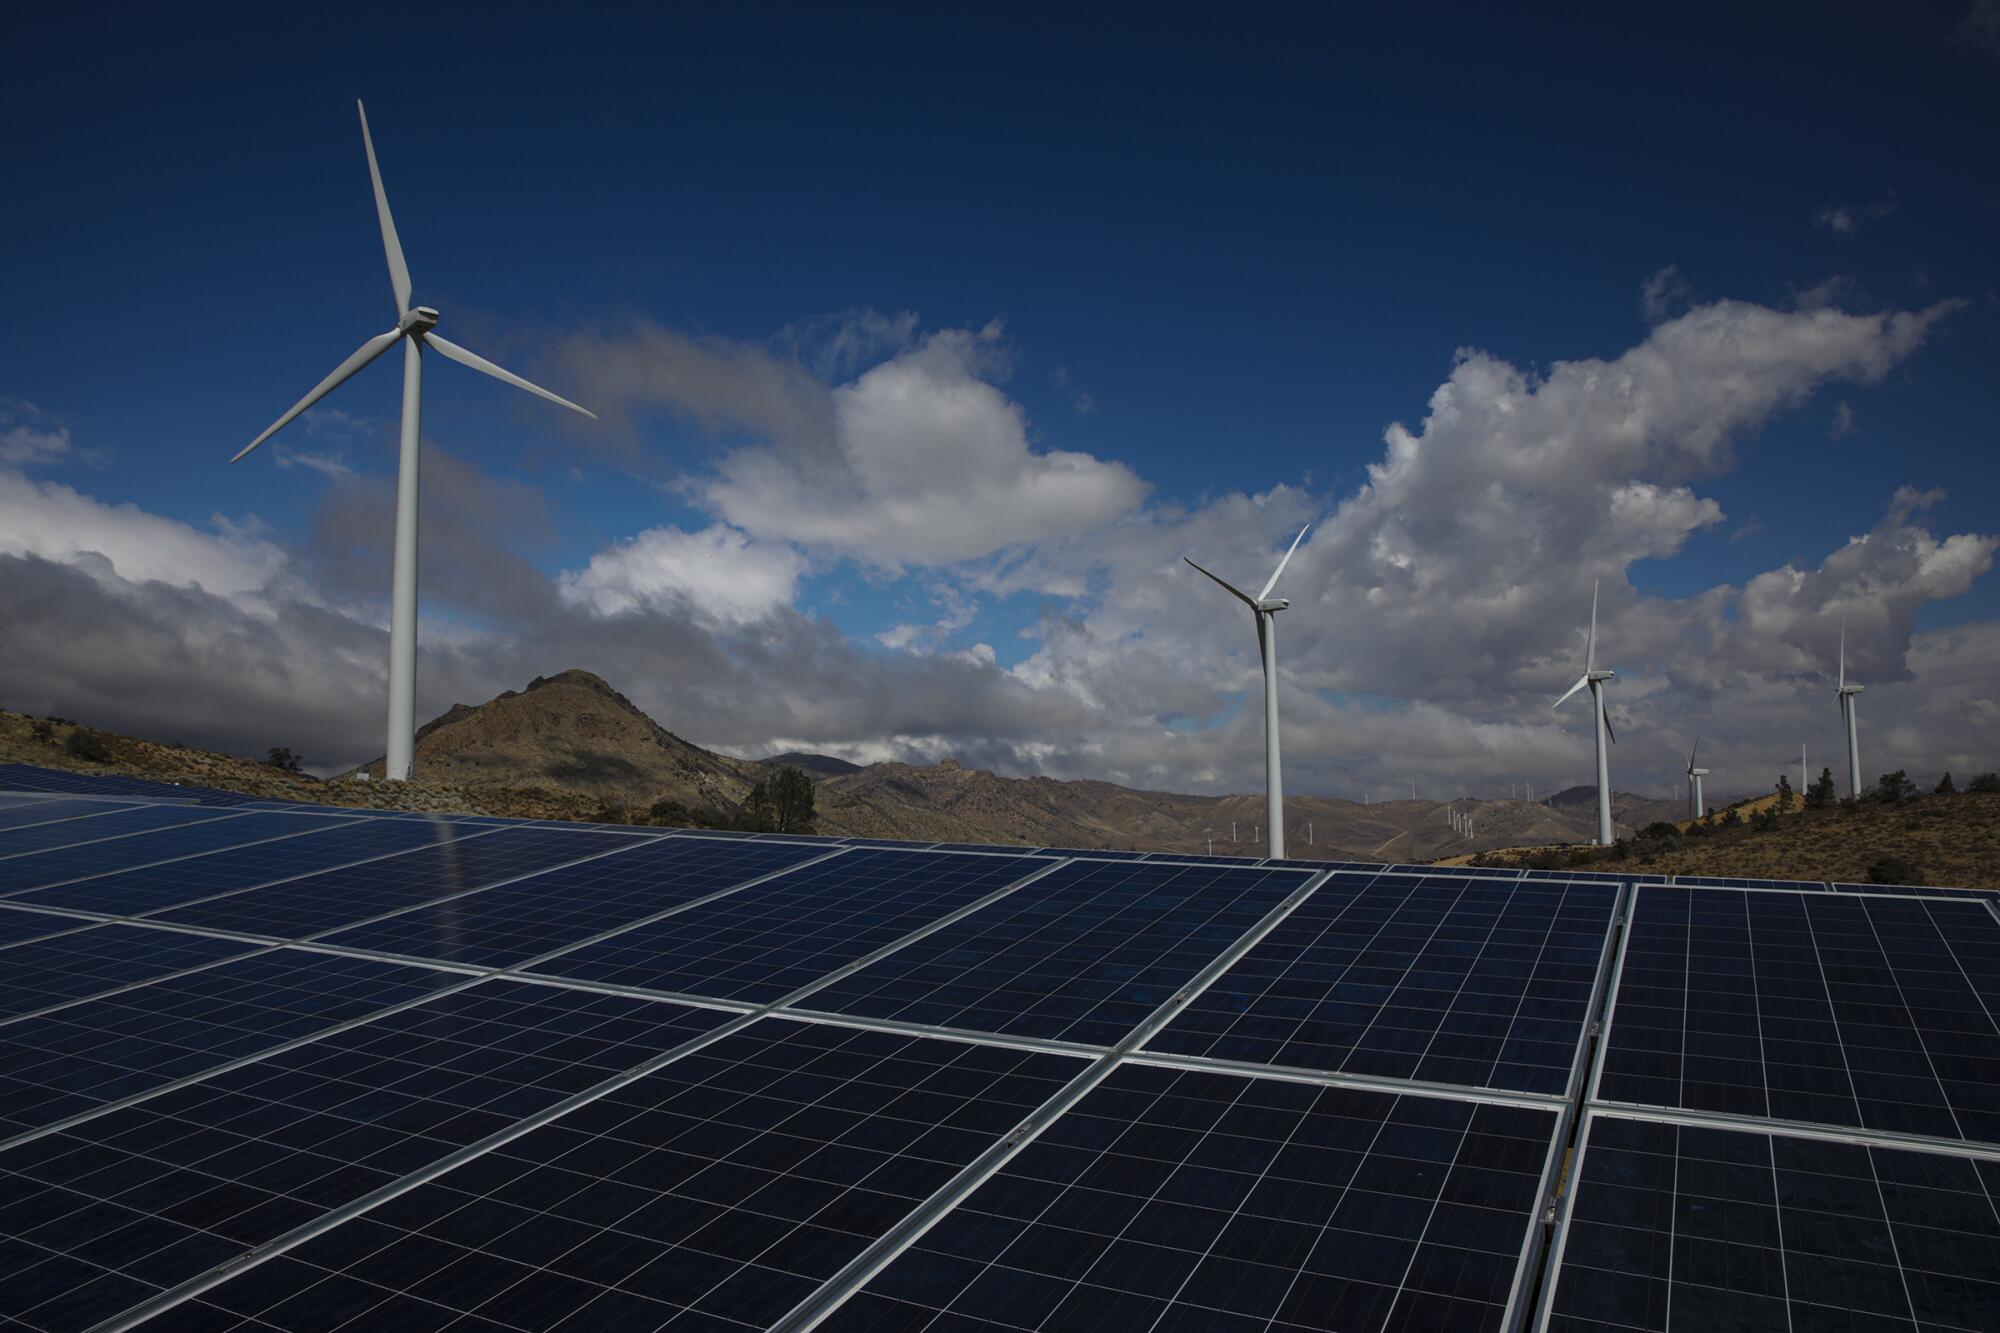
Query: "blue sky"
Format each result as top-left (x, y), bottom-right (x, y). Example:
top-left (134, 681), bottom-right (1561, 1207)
top-left (3, 5), bottom-right (1996, 798)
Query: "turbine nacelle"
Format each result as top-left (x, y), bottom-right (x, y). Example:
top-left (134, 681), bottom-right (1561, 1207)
top-left (400, 306), bottom-right (440, 335)
top-left (1255, 597), bottom-right (1290, 614)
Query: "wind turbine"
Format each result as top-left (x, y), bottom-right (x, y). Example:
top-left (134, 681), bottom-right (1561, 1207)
top-left (231, 102), bottom-right (595, 782)
top-left (1186, 525), bottom-right (1310, 859)
top-left (1553, 580), bottom-right (1617, 845)
top-left (1836, 618), bottom-right (1864, 799)
top-left (1685, 735), bottom-right (1709, 820)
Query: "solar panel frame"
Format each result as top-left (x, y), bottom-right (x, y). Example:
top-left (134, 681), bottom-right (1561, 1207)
top-left (0, 796), bottom-right (141, 832)
top-left (1537, 1105), bottom-right (2000, 1333)
top-left (1141, 873), bottom-right (1625, 1099)
top-left (0, 904), bottom-right (98, 950)
top-left (1590, 884), bottom-right (2000, 1147)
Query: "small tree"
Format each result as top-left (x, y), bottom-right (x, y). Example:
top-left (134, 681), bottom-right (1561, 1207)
top-left (29, 719), bottom-right (53, 744)
top-left (1805, 767), bottom-right (1837, 809)
top-left (733, 781), bottom-right (775, 832)
top-left (647, 797), bottom-right (697, 828)
top-left (1875, 771), bottom-right (1917, 804)
top-left (1867, 855), bottom-right (1921, 887)
top-left (1720, 806), bottom-right (1741, 828)
top-left (64, 727), bottom-right (111, 763)
top-left (767, 766), bottom-right (817, 834)
top-left (1934, 772), bottom-right (1956, 796)
top-left (1971, 772), bottom-right (2000, 794)
top-left (267, 747), bottom-right (302, 773)
top-left (1774, 774), bottom-right (1796, 812)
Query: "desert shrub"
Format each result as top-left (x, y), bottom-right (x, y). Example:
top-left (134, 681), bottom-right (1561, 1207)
top-left (647, 797), bottom-right (697, 827)
top-left (1805, 767), bottom-right (1837, 809)
top-left (266, 747), bottom-right (302, 773)
top-left (64, 727), bottom-right (111, 762)
top-left (1935, 772), bottom-right (1955, 795)
top-left (1964, 771), bottom-right (2000, 793)
top-left (30, 720), bottom-right (53, 743)
top-left (1774, 774), bottom-right (1796, 812)
top-left (1866, 855), bottom-right (1922, 887)
top-left (589, 801), bottom-right (633, 825)
top-left (1875, 771), bottom-right (1918, 804)
top-left (732, 782), bottom-right (775, 832)
top-left (1719, 806), bottom-right (1741, 828)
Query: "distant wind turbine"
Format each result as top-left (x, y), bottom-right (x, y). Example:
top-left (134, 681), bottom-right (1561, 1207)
top-left (1553, 580), bottom-right (1617, 845)
top-left (230, 102), bottom-right (595, 781)
top-left (1186, 525), bottom-right (1309, 859)
top-left (1685, 735), bottom-right (1709, 819)
top-left (1835, 618), bottom-right (1865, 799)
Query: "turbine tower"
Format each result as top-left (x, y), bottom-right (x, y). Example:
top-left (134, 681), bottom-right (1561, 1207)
top-left (1836, 619), bottom-right (1864, 799)
top-left (230, 103), bottom-right (595, 781)
top-left (1553, 580), bottom-right (1617, 845)
top-left (1186, 525), bottom-right (1310, 860)
top-left (1685, 735), bottom-right (1709, 820)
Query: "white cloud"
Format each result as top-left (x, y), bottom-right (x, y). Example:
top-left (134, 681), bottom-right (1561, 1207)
top-left (1830, 401), bottom-right (1856, 438)
top-left (558, 523), bottom-right (806, 625)
top-left (274, 444), bottom-right (355, 479)
top-left (1639, 264), bottom-right (1691, 323)
top-left (702, 324), bottom-right (1148, 569)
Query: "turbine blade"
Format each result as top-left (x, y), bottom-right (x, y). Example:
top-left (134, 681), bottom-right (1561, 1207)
top-left (1838, 615), bottom-right (1846, 690)
top-left (232, 329), bottom-right (403, 462)
top-left (1184, 556), bottom-right (1258, 609)
top-left (1585, 579), bottom-right (1599, 674)
top-left (1603, 707), bottom-right (1617, 745)
top-left (1257, 524), bottom-right (1310, 601)
top-left (1552, 674), bottom-right (1590, 709)
top-left (358, 101), bottom-right (412, 318)
top-left (423, 333), bottom-right (597, 418)
top-left (1689, 733), bottom-right (1700, 768)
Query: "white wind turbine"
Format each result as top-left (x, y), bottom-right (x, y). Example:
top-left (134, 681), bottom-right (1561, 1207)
top-left (1186, 525), bottom-right (1310, 860)
top-left (1685, 734), bottom-right (1709, 820)
top-left (1836, 618), bottom-right (1864, 799)
top-left (231, 102), bottom-right (595, 781)
top-left (1553, 580), bottom-right (1617, 845)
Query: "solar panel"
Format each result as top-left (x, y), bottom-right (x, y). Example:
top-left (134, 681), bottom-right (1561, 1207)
top-left (0, 905), bottom-right (94, 949)
top-left (528, 848), bottom-right (1045, 1004)
top-left (841, 836), bottom-right (940, 849)
top-left (1035, 846), bottom-right (1152, 859)
top-left (0, 924), bottom-right (261, 1021)
top-left (0, 796), bottom-right (138, 832)
top-left (7, 816), bottom-right (484, 918)
top-left (0, 762), bottom-right (257, 806)
top-left (151, 826), bottom-right (649, 938)
top-left (316, 835), bottom-right (836, 969)
top-left (1543, 1110), bottom-right (2000, 1333)
top-left (154, 1019), bottom-right (1086, 1332)
top-left (1672, 873), bottom-right (1832, 890)
top-left (802, 860), bottom-right (1310, 1046)
top-left (1597, 885), bottom-right (2000, 1143)
top-left (0, 982), bottom-right (731, 1331)
top-left (828, 1063), bottom-right (1563, 1333)
top-left (930, 841), bottom-right (1042, 854)
top-left (0, 811), bottom-right (353, 895)
top-left (0, 949), bottom-right (468, 1138)
top-left (0, 801), bottom-right (243, 862)
top-left (1145, 874), bottom-right (1619, 1095)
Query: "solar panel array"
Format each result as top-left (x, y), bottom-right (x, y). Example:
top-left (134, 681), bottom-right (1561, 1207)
top-left (0, 762), bottom-right (1993, 1331)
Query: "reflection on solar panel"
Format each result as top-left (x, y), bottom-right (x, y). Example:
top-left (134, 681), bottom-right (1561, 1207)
top-left (152, 826), bottom-right (644, 938)
top-left (1599, 885), bottom-right (2000, 1143)
top-left (317, 835), bottom-right (834, 968)
top-left (530, 848), bottom-right (1043, 1003)
top-left (9, 816), bottom-right (484, 917)
top-left (1146, 874), bottom-right (1618, 1095)
top-left (0, 949), bottom-right (467, 1137)
top-left (1544, 1110), bottom-right (2000, 1332)
top-left (0, 802), bottom-right (242, 862)
top-left (0, 924), bottom-right (260, 1020)
top-left (804, 860), bottom-right (1307, 1045)
top-left (832, 1063), bottom-right (1561, 1333)
top-left (0, 811), bottom-right (346, 895)
top-left (161, 1021), bottom-right (1085, 1332)
top-left (0, 983), bottom-right (731, 1330)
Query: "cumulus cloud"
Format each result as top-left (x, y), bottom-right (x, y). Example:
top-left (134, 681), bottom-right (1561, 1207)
top-left (1815, 196), bottom-right (1896, 235)
top-left (559, 524), bottom-right (807, 626)
top-left (1639, 265), bottom-right (1691, 323)
top-left (0, 400), bottom-right (98, 468)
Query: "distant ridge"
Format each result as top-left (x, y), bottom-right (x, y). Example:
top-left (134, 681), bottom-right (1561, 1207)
top-left (763, 751), bottom-right (864, 778)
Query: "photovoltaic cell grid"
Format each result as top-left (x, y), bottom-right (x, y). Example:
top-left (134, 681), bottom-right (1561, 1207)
top-left (1598, 885), bottom-right (2000, 1144)
top-left (0, 982), bottom-right (731, 1332)
top-left (8, 816), bottom-right (487, 918)
top-left (317, 834), bottom-right (834, 969)
top-left (0, 763), bottom-right (256, 806)
top-left (1145, 873), bottom-right (1618, 1096)
top-left (151, 825), bottom-right (648, 939)
top-left (0, 949), bottom-right (467, 1138)
top-left (0, 803), bottom-right (245, 862)
top-left (1545, 1112), bottom-right (2000, 1333)
top-left (804, 859), bottom-right (1310, 1046)
top-left (0, 812), bottom-right (355, 896)
top-left (529, 848), bottom-right (1044, 1004)
top-left (831, 1063), bottom-right (1561, 1333)
top-left (147, 1020), bottom-right (1085, 1333)
top-left (0, 906), bottom-right (92, 949)
top-left (0, 922), bottom-right (265, 1021)
top-left (0, 797), bottom-right (137, 832)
